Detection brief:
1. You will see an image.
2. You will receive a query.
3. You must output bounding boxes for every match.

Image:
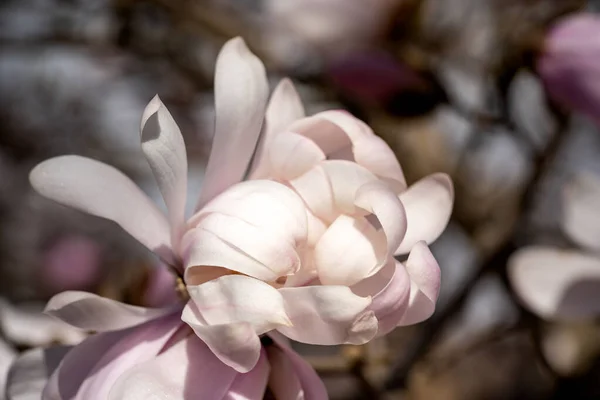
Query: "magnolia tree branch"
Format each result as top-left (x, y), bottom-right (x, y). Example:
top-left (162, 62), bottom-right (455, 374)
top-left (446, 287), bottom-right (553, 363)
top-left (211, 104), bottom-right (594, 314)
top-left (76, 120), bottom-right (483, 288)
top-left (383, 109), bottom-right (571, 391)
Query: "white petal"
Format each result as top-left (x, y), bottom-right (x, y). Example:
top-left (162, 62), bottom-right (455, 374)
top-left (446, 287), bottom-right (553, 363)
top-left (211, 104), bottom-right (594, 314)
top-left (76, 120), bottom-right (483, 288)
top-left (289, 110), bottom-right (406, 191)
top-left (251, 78), bottom-right (305, 179)
top-left (314, 214), bottom-right (387, 286)
top-left (184, 180), bottom-right (307, 282)
top-left (354, 181), bottom-right (407, 253)
top-left (140, 95), bottom-right (188, 242)
top-left (182, 275), bottom-right (291, 372)
top-left (509, 246), bottom-right (600, 321)
top-left (30, 156), bottom-right (174, 265)
top-left (398, 242), bottom-right (441, 326)
top-left (267, 131), bottom-right (326, 180)
top-left (561, 173), bottom-right (600, 253)
top-left (396, 173), bottom-right (454, 255)
top-left (196, 37), bottom-right (269, 209)
top-left (289, 160), bottom-right (378, 224)
top-left (186, 276), bottom-right (291, 334)
top-left (277, 285), bottom-right (377, 345)
top-left (45, 291), bottom-right (175, 332)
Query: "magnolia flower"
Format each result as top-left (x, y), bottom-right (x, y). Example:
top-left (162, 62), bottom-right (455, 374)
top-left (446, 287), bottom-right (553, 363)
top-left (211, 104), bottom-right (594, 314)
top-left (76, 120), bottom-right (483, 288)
top-left (9, 36), bottom-right (452, 398)
top-left (509, 173), bottom-right (600, 321)
top-left (537, 13), bottom-right (600, 125)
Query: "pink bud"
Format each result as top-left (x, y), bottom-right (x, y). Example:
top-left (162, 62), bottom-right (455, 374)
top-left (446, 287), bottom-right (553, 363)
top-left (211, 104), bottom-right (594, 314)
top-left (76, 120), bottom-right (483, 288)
top-left (537, 13), bottom-right (600, 124)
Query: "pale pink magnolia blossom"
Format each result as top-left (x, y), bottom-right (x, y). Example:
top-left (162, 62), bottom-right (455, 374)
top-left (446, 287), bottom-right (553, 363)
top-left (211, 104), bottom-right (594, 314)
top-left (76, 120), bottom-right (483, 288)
top-left (9, 36), bottom-right (452, 398)
top-left (509, 173), bottom-right (600, 321)
top-left (248, 78), bottom-right (453, 333)
top-left (8, 37), bottom-right (326, 400)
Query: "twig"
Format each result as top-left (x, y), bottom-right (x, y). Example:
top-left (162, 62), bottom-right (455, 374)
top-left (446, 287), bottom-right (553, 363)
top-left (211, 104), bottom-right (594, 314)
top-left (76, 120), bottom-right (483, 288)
top-left (384, 110), bottom-right (571, 390)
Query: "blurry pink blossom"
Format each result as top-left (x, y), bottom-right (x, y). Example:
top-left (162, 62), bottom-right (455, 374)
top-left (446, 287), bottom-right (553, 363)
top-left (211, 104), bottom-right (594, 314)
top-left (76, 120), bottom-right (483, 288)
top-left (9, 36), bottom-right (452, 398)
top-left (537, 13), bottom-right (600, 124)
top-left (41, 235), bottom-right (102, 293)
top-left (509, 173), bottom-right (600, 321)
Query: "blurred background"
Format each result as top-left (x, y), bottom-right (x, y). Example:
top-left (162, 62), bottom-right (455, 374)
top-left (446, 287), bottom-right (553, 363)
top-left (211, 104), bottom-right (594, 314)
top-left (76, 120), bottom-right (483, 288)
top-left (1, 0), bottom-right (600, 398)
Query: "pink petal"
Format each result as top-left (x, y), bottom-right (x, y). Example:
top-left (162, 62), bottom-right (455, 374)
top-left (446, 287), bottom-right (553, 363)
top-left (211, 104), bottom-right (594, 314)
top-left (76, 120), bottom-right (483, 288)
top-left (196, 38), bottom-right (269, 209)
top-left (185, 276), bottom-right (291, 334)
top-left (185, 180), bottom-right (307, 282)
top-left (181, 316), bottom-right (260, 373)
top-left (45, 291), bottom-right (175, 332)
top-left (267, 131), bottom-right (326, 180)
top-left (561, 173), bottom-right (600, 253)
top-left (508, 246), bottom-right (600, 321)
top-left (222, 349), bottom-right (270, 400)
top-left (354, 181), bottom-right (407, 254)
top-left (265, 345), bottom-right (302, 400)
top-left (289, 160), bottom-right (378, 224)
top-left (352, 258), bottom-right (411, 336)
top-left (6, 346), bottom-right (69, 400)
top-left (182, 275), bottom-right (291, 372)
top-left (29, 156), bottom-right (174, 265)
top-left (182, 214), bottom-right (301, 282)
top-left (277, 285), bottom-right (377, 345)
top-left (289, 110), bottom-right (406, 191)
top-left (314, 214), bottom-right (387, 286)
top-left (109, 336), bottom-right (239, 400)
top-left (398, 242), bottom-right (441, 326)
top-left (251, 78), bottom-right (305, 179)
top-left (44, 314), bottom-right (181, 399)
top-left (140, 95), bottom-right (188, 243)
top-left (268, 332), bottom-right (328, 400)
top-left (396, 173), bottom-right (453, 255)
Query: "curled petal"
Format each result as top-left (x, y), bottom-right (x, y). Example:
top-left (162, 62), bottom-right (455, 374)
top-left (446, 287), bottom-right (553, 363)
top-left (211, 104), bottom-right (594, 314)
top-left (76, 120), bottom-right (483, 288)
top-left (314, 214), bottom-right (387, 286)
top-left (353, 258), bottom-right (411, 336)
top-left (189, 180), bottom-right (307, 242)
top-left (509, 246), bottom-right (600, 321)
top-left (45, 291), bottom-right (174, 332)
top-left (182, 310), bottom-right (261, 373)
top-left (30, 156), bottom-right (174, 265)
top-left (289, 160), bottom-right (378, 223)
top-left (277, 286), bottom-right (377, 345)
top-left (183, 214), bottom-right (301, 282)
top-left (251, 78), bottom-right (306, 178)
top-left (183, 275), bottom-right (291, 372)
top-left (44, 314), bottom-right (181, 399)
top-left (398, 242), bottom-right (441, 326)
top-left (109, 337), bottom-right (239, 400)
top-left (289, 110), bottom-right (406, 191)
top-left (267, 131), bottom-right (326, 180)
top-left (396, 173), bottom-right (453, 255)
top-left (197, 37), bottom-right (269, 209)
top-left (355, 181), bottom-right (407, 253)
top-left (186, 276), bottom-right (291, 333)
top-left (268, 332), bottom-right (328, 400)
top-left (185, 180), bottom-right (307, 281)
top-left (222, 349), bottom-right (270, 400)
top-left (140, 95), bottom-right (188, 242)
top-left (561, 173), bottom-right (600, 253)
